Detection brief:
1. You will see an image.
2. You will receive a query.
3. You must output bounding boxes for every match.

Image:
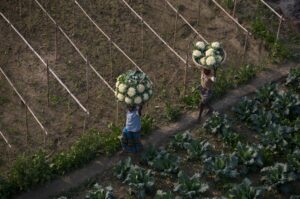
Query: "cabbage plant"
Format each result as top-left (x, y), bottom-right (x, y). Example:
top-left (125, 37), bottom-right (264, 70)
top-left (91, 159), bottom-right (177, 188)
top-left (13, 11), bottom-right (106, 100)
top-left (114, 157), bottom-right (132, 180)
top-left (123, 165), bottom-right (155, 199)
top-left (234, 142), bottom-right (263, 168)
top-left (173, 171), bottom-right (209, 198)
top-left (227, 178), bottom-right (264, 199)
top-left (204, 153), bottom-right (239, 180)
top-left (154, 190), bottom-right (175, 199)
top-left (85, 184), bottom-right (116, 199)
top-left (260, 163), bottom-right (297, 190)
top-left (168, 131), bottom-right (193, 151)
top-left (186, 139), bottom-right (212, 161)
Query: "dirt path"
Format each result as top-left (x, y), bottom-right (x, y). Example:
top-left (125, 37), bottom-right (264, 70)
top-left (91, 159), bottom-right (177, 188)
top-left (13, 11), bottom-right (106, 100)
top-left (14, 63), bottom-right (298, 199)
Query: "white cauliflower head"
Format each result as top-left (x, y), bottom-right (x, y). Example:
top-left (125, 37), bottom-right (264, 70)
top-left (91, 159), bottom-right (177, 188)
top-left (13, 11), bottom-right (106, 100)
top-left (117, 93), bottom-right (125, 101)
top-left (195, 41), bottom-right (206, 50)
top-left (134, 96), bottom-right (142, 104)
top-left (206, 56), bottom-right (216, 66)
top-left (137, 84), bottom-right (145, 93)
top-left (205, 48), bottom-right (215, 57)
top-left (118, 83), bottom-right (127, 93)
top-left (125, 97), bottom-right (132, 104)
top-left (211, 42), bottom-right (221, 49)
top-left (193, 50), bottom-right (202, 58)
top-left (127, 87), bottom-right (136, 97)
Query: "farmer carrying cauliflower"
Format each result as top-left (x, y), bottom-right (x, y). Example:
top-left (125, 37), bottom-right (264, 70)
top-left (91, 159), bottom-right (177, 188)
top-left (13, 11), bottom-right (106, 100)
top-left (198, 68), bottom-right (216, 122)
top-left (115, 70), bottom-right (153, 154)
top-left (121, 104), bottom-right (143, 153)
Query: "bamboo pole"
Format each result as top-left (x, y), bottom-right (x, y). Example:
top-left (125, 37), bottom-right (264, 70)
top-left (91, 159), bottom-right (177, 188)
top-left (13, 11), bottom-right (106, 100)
top-left (0, 66), bottom-right (49, 135)
top-left (86, 55), bottom-right (89, 102)
top-left (116, 100), bottom-right (119, 124)
top-left (141, 19), bottom-right (144, 59)
top-left (73, 1), bottom-right (75, 37)
top-left (0, 130), bottom-right (11, 148)
top-left (109, 40), bottom-right (113, 82)
top-left (183, 44), bottom-right (189, 96)
top-left (55, 25), bottom-right (58, 62)
top-left (120, 0), bottom-right (193, 67)
top-left (232, 0), bottom-right (238, 18)
top-left (243, 33), bottom-right (249, 64)
top-left (75, 1), bottom-right (150, 75)
top-left (33, 1), bottom-right (114, 93)
top-left (173, 0), bottom-right (179, 49)
top-left (211, 0), bottom-right (250, 35)
top-left (19, 0), bottom-right (22, 17)
top-left (197, 1), bottom-right (201, 26)
top-left (275, 16), bottom-right (283, 44)
top-left (47, 60), bottom-right (50, 106)
top-left (25, 102), bottom-right (29, 145)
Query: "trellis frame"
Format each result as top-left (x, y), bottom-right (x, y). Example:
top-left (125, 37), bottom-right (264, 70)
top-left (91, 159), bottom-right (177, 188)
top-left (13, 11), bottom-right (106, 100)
top-left (0, 12), bottom-right (89, 115)
top-left (74, 0), bottom-right (149, 77)
top-left (34, 0), bottom-right (114, 93)
top-left (0, 67), bottom-right (48, 137)
top-left (120, 0), bottom-right (193, 68)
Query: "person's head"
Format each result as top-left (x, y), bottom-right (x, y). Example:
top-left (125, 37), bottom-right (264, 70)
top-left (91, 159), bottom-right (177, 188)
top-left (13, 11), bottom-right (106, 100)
top-left (203, 68), bottom-right (212, 75)
top-left (127, 105), bottom-right (136, 112)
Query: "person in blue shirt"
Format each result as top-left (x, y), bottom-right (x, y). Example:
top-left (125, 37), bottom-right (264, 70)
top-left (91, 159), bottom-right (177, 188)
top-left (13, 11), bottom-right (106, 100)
top-left (121, 105), bottom-right (143, 153)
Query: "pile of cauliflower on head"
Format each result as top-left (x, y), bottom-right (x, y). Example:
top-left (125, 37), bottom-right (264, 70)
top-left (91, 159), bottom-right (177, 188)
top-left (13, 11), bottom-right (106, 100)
top-left (192, 41), bottom-right (225, 69)
top-left (115, 70), bottom-right (153, 105)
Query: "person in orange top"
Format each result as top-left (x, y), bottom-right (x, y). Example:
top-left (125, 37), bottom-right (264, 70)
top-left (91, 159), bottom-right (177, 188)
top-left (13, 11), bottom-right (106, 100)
top-left (198, 68), bottom-right (216, 122)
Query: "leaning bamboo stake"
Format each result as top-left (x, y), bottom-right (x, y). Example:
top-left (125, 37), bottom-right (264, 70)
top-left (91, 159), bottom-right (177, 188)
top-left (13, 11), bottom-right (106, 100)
top-left (116, 100), bottom-right (119, 124)
top-left (173, 0), bottom-right (179, 49)
top-left (197, 1), bottom-right (201, 26)
top-left (183, 44), bottom-right (190, 96)
top-left (25, 103), bottom-right (29, 145)
top-left (275, 16), bottom-right (283, 44)
top-left (243, 32), bottom-right (249, 64)
top-left (260, 0), bottom-right (285, 21)
top-left (109, 40), bottom-right (113, 82)
top-left (34, 0), bottom-right (114, 93)
top-left (141, 19), bottom-right (144, 58)
top-left (0, 130), bottom-right (11, 148)
top-left (120, 0), bottom-right (193, 67)
top-left (86, 55), bottom-right (89, 102)
top-left (55, 25), bottom-right (58, 62)
top-left (0, 67), bottom-right (49, 135)
top-left (211, 0), bottom-right (251, 35)
top-left (19, 0), bottom-right (22, 17)
top-left (46, 60), bottom-right (50, 106)
top-left (75, 1), bottom-right (150, 76)
top-left (164, 0), bottom-right (209, 44)
top-left (232, 0), bottom-right (238, 18)
top-left (1, 11), bottom-right (89, 114)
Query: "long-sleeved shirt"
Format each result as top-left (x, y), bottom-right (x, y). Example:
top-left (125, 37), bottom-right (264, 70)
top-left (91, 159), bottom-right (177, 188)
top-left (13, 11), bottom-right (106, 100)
top-left (123, 107), bottom-right (141, 132)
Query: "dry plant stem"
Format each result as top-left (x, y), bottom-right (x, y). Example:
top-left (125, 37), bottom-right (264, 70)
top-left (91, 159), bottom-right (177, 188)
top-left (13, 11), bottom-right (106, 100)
top-left (243, 33), bottom-right (249, 64)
